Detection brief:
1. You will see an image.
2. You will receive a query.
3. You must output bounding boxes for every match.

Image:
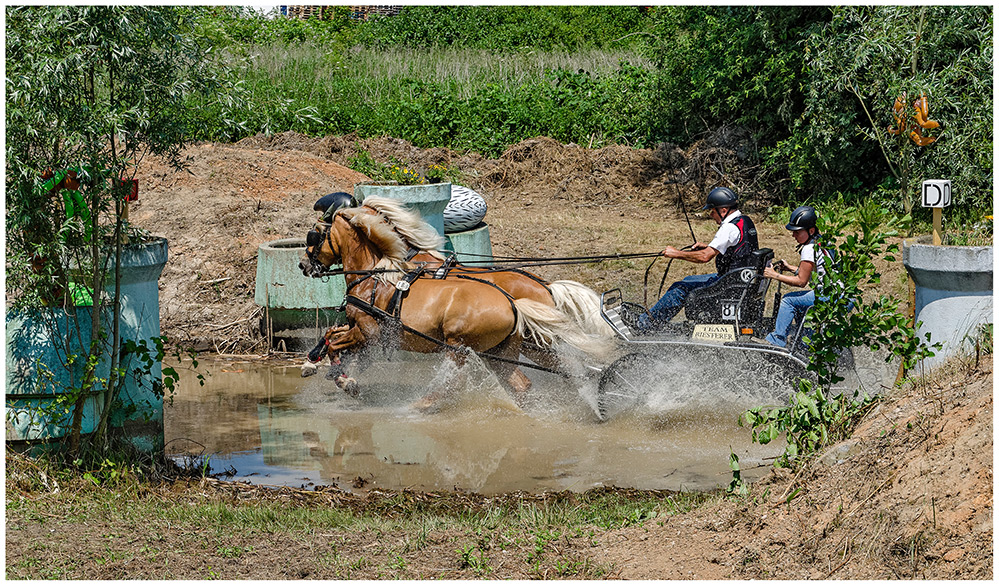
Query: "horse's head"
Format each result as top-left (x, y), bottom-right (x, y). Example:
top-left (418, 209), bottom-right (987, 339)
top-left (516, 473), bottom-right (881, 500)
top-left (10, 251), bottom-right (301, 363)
top-left (299, 204), bottom-right (426, 281)
top-left (300, 217), bottom-right (341, 277)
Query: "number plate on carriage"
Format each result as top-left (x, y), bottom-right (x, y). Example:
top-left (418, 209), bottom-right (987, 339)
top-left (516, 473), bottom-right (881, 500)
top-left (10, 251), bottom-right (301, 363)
top-left (720, 300), bottom-right (740, 320)
top-left (691, 324), bottom-right (736, 343)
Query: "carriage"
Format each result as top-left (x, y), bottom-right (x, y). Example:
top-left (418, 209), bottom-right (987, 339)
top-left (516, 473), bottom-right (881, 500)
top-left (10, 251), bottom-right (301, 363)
top-left (594, 248), bottom-right (896, 421)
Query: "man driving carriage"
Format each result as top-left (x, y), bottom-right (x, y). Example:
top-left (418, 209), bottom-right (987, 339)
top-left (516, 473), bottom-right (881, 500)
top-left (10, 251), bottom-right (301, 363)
top-left (635, 186), bottom-right (758, 332)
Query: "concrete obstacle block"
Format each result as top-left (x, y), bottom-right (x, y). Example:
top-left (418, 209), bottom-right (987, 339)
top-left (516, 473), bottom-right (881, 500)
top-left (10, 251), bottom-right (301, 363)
top-left (903, 241), bottom-right (993, 370)
top-left (446, 223), bottom-right (493, 266)
top-left (255, 238), bottom-right (346, 350)
top-left (354, 182), bottom-right (452, 237)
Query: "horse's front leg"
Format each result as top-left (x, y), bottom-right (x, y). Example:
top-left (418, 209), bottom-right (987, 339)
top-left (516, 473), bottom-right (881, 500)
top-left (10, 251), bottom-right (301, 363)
top-left (302, 324), bottom-right (367, 397)
top-left (301, 324), bottom-right (351, 377)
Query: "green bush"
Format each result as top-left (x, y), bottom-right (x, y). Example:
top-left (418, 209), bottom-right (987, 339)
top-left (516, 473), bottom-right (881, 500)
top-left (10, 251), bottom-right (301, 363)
top-left (740, 203), bottom-right (937, 467)
top-left (788, 6), bottom-right (993, 221)
top-left (354, 6), bottom-right (651, 51)
top-left (644, 7), bottom-right (828, 146)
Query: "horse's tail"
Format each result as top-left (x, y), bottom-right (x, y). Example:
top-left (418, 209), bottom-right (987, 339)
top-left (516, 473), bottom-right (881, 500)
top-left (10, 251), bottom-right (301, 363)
top-left (513, 298), bottom-right (616, 361)
top-left (548, 280), bottom-right (617, 339)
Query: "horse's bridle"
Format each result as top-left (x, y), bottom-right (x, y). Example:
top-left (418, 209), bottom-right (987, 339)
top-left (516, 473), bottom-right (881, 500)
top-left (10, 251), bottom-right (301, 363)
top-left (305, 217), bottom-right (340, 275)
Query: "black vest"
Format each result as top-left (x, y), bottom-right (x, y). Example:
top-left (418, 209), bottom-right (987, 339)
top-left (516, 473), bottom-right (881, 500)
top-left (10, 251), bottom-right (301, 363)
top-left (715, 214), bottom-right (759, 275)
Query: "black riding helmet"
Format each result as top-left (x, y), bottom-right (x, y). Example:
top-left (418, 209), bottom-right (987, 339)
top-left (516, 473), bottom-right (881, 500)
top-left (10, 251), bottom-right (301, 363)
top-left (314, 192), bottom-right (355, 221)
top-left (702, 186), bottom-right (738, 210)
top-left (785, 205), bottom-right (818, 231)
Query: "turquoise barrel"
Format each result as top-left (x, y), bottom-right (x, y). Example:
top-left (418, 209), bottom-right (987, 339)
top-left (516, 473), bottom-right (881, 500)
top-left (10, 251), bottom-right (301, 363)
top-left (254, 238), bottom-right (346, 350)
top-left (354, 182), bottom-right (493, 265)
top-left (354, 182), bottom-right (452, 237)
top-left (446, 223), bottom-right (493, 266)
top-left (6, 237), bottom-right (169, 452)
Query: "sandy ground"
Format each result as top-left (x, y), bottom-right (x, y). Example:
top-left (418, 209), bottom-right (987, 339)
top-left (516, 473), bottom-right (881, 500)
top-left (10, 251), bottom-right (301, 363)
top-left (6, 133), bottom-right (989, 579)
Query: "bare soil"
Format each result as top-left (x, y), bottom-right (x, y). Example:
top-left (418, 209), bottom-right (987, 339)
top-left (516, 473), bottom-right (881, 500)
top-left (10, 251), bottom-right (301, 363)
top-left (6, 133), bottom-right (991, 579)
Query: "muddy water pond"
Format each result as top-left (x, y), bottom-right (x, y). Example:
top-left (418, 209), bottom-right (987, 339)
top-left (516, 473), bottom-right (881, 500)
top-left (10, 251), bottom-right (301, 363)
top-left (164, 352), bottom-right (785, 495)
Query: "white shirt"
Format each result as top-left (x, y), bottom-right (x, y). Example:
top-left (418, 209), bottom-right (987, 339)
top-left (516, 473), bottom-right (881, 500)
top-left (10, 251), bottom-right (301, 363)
top-left (708, 210), bottom-right (744, 255)
top-left (799, 242), bottom-right (822, 273)
top-left (801, 238), bottom-right (836, 289)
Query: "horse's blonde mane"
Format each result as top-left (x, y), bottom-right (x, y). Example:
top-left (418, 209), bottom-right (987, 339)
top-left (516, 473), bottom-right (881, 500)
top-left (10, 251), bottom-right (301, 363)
top-left (359, 196), bottom-right (446, 254)
top-left (338, 197), bottom-right (445, 284)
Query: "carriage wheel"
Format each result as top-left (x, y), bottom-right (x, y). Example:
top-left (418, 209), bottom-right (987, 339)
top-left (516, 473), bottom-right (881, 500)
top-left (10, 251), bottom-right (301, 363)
top-left (595, 352), bottom-right (661, 422)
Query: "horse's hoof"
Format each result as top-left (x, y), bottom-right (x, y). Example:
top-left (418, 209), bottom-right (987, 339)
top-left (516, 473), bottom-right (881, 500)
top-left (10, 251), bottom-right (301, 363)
top-left (412, 392), bottom-right (449, 414)
top-left (411, 397), bottom-right (440, 414)
top-left (301, 361), bottom-right (319, 377)
top-left (336, 375), bottom-right (360, 398)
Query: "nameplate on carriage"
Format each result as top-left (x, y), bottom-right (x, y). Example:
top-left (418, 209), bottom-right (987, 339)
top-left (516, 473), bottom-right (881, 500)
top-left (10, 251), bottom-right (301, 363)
top-left (691, 324), bottom-right (736, 343)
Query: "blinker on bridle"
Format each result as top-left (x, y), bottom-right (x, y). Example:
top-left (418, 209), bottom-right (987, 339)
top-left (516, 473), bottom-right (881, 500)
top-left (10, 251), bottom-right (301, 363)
top-left (306, 227), bottom-right (323, 248)
top-left (306, 219), bottom-right (340, 272)
top-left (305, 221), bottom-right (327, 266)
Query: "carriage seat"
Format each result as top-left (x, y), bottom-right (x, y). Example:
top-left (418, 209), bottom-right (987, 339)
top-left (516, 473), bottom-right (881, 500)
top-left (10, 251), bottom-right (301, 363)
top-left (684, 248), bottom-right (774, 326)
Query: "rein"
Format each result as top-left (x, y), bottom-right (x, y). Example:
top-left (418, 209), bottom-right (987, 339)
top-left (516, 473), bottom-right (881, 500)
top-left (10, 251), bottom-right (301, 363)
top-left (436, 250), bottom-right (662, 267)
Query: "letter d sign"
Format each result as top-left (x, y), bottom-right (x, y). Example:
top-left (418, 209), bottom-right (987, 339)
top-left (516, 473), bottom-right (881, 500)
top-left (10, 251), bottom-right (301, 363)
top-left (922, 180), bottom-right (951, 208)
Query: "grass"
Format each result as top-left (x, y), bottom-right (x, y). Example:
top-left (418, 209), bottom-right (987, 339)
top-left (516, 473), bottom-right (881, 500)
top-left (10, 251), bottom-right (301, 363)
top-left (248, 43), bottom-right (648, 91)
top-left (212, 43), bottom-right (653, 154)
top-left (7, 451), bottom-right (724, 579)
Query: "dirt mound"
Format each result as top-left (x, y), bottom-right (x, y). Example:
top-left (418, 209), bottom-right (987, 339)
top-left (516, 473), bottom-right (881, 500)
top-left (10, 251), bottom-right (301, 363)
top-left (237, 131), bottom-right (490, 183)
top-left (134, 141), bottom-right (370, 353)
top-left (596, 361), bottom-right (993, 579)
top-left (232, 130), bottom-right (769, 214)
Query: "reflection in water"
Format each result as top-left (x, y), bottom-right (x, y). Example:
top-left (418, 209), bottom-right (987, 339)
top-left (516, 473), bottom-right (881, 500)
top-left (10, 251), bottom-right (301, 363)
top-left (164, 352), bottom-right (784, 494)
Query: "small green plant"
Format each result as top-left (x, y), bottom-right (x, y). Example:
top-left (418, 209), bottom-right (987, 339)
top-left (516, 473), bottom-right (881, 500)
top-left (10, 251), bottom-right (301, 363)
top-left (347, 148), bottom-right (425, 185)
top-left (81, 457), bottom-right (132, 487)
top-left (216, 544), bottom-right (253, 559)
top-left (386, 554), bottom-right (407, 571)
top-left (457, 544), bottom-right (492, 576)
top-left (347, 147), bottom-right (386, 180)
top-left (726, 451), bottom-right (749, 497)
top-left (424, 163), bottom-right (461, 183)
top-left (741, 202), bottom-right (937, 468)
top-left (424, 163), bottom-right (448, 182)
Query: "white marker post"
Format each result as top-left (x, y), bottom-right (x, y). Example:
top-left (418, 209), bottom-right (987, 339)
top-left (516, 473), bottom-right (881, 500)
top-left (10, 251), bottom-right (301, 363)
top-left (922, 180), bottom-right (951, 245)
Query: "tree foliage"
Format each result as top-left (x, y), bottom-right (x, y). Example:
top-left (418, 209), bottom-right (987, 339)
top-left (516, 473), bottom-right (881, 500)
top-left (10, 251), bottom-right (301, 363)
top-left (643, 7), bottom-right (827, 146)
top-left (777, 5), bottom-right (993, 219)
top-left (6, 6), bottom-right (233, 453)
top-left (353, 5), bottom-right (651, 51)
top-left (644, 6), bottom-right (991, 214)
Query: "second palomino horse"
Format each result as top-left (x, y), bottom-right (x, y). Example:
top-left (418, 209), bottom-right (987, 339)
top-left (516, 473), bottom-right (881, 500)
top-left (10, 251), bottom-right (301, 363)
top-left (299, 199), bottom-right (614, 410)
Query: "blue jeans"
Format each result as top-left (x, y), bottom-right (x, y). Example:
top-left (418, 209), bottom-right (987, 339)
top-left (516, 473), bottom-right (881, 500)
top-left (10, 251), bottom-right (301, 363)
top-left (765, 290), bottom-right (814, 348)
top-left (639, 273), bottom-right (719, 328)
top-left (765, 291), bottom-right (854, 348)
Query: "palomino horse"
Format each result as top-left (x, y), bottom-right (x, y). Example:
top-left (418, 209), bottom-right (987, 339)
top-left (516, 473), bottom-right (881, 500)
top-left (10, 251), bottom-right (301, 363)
top-left (337, 196), bottom-right (615, 339)
top-left (299, 198), bottom-right (614, 409)
top-left (302, 196), bottom-right (614, 378)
